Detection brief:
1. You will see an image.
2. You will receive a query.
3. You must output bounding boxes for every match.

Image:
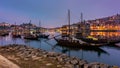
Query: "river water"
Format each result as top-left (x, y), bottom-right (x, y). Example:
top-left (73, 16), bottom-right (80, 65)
top-left (0, 32), bottom-right (120, 66)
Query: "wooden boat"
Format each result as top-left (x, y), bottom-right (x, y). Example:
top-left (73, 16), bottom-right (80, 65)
top-left (12, 33), bottom-right (21, 38)
top-left (24, 34), bottom-right (38, 40)
top-left (0, 32), bottom-right (9, 36)
top-left (23, 20), bottom-right (39, 40)
top-left (35, 21), bottom-right (49, 39)
top-left (55, 10), bottom-right (102, 48)
top-left (54, 37), bottom-right (101, 48)
top-left (78, 36), bottom-right (120, 45)
top-left (0, 30), bottom-right (9, 36)
top-left (11, 23), bottom-right (21, 38)
top-left (37, 34), bottom-right (49, 38)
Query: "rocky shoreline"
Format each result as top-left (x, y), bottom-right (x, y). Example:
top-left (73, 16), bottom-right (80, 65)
top-left (0, 44), bottom-right (119, 68)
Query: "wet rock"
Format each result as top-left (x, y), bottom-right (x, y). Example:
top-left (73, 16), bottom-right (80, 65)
top-left (91, 64), bottom-right (100, 68)
top-left (70, 59), bottom-right (79, 65)
top-left (64, 64), bottom-right (74, 68)
top-left (84, 64), bottom-right (89, 68)
top-left (79, 60), bottom-right (88, 66)
top-left (99, 63), bottom-right (109, 68)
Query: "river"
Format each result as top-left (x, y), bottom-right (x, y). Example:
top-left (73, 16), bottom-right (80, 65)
top-left (0, 32), bottom-right (120, 66)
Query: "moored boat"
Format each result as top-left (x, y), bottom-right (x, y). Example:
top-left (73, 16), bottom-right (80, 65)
top-left (24, 34), bottom-right (38, 40)
top-left (37, 34), bottom-right (49, 38)
top-left (78, 36), bottom-right (120, 45)
top-left (12, 33), bottom-right (21, 38)
top-left (11, 23), bottom-right (21, 38)
top-left (0, 30), bottom-right (9, 36)
top-left (55, 10), bottom-right (103, 48)
top-left (54, 37), bottom-right (101, 48)
top-left (23, 20), bottom-right (39, 40)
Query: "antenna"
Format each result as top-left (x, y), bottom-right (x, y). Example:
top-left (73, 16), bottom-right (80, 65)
top-left (81, 13), bottom-right (83, 23)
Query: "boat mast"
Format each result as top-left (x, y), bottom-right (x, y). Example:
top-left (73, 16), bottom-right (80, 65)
top-left (29, 20), bottom-right (31, 34)
top-left (68, 9), bottom-right (71, 37)
top-left (39, 20), bottom-right (41, 33)
top-left (15, 22), bottom-right (16, 35)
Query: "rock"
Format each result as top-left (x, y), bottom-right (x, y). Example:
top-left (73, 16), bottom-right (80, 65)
top-left (79, 60), bottom-right (88, 64)
top-left (24, 58), bottom-right (29, 61)
top-left (48, 52), bottom-right (56, 57)
top-left (43, 55), bottom-right (48, 58)
top-left (57, 57), bottom-right (64, 62)
top-left (64, 64), bottom-right (74, 68)
top-left (46, 63), bottom-right (53, 66)
top-left (99, 63), bottom-right (109, 68)
top-left (91, 64), bottom-right (100, 68)
top-left (60, 54), bottom-right (67, 58)
top-left (42, 51), bottom-right (48, 54)
top-left (66, 60), bottom-right (71, 64)
top-left (84, 64), bottom-right (89, 68)
top-left (70, 59), bottom-right (78, 65)
top-left (57, 65), bottom-right (62, 67)
top-left (75, 65), bottom-right (80, 68)
top-left (89, 62), bottom-right (100, 65)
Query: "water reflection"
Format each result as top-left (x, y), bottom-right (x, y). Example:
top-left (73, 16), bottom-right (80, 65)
top-left (55, 44), bottom-right (109, 57)
top-left (90, 32), bottom-right (120, 40)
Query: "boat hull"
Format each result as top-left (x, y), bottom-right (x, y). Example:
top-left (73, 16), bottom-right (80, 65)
top-left (24, 34), bottom-right (38, 40)
top-left (12, 35), bottom-right (21, 38)
top-left (79, 37), bottom-right (120, 45)
top-left (54, 38), bottom-right (101, 48)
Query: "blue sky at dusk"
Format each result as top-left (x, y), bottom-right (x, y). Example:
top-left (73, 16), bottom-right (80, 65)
top-left (0, 0), bottom-right (120, 28)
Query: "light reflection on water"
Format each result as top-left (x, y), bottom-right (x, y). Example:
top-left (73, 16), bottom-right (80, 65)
top-left (90, 32), bottom-right (120, 40)
top-left (0, 32), bottom-right (120, 66)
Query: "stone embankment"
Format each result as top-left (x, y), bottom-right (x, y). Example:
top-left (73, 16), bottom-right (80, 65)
top-left (0, 44), bottom-right (119, 68)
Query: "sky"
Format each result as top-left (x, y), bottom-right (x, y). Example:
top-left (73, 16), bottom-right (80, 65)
top-left (0, 0), bottom-right (120, 28)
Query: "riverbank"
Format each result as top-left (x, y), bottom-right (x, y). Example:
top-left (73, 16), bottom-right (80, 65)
top-left (0, 55), bottom-right (20, 68)
top-left (0, 44), bottom-right (119, 68)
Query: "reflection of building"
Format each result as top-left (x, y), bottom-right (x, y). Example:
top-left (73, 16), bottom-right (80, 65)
top-left (90, 32), bottom-right (120, 40)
